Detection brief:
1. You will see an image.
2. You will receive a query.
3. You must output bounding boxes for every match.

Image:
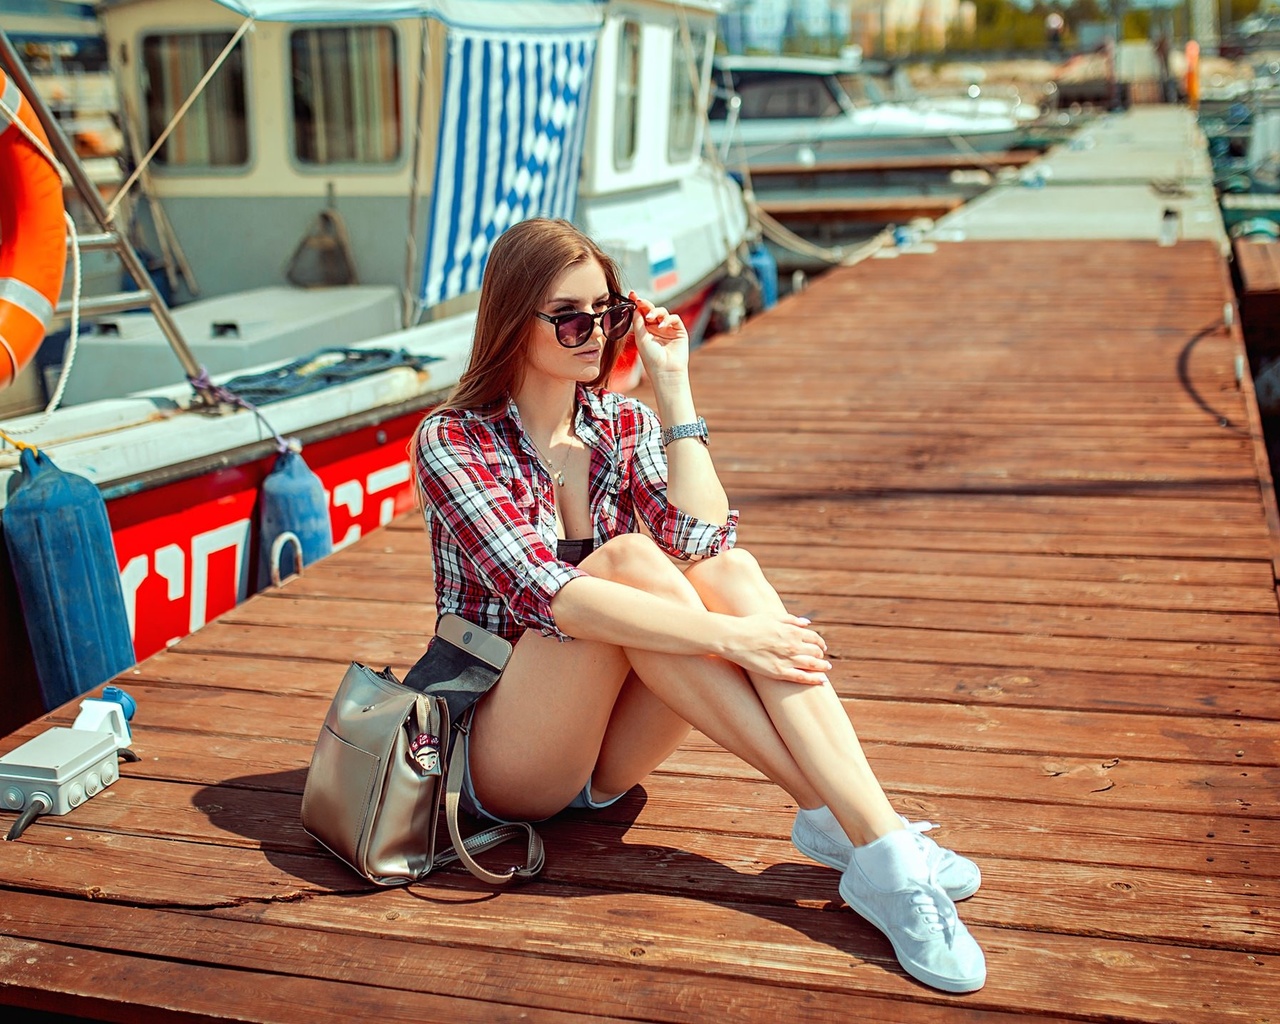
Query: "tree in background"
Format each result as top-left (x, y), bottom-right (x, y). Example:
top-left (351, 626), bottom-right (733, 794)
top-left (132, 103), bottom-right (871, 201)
top-left (723, 0), bottom-right (1268, 59)
top-left (944, 0), bottom-right (1264, 54)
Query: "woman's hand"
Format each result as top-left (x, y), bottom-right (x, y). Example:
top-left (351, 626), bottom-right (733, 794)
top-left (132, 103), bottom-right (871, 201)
top-left (718, 613), bottom-right (832, 685)
top-left (629, 290), bottom-right (689, 378)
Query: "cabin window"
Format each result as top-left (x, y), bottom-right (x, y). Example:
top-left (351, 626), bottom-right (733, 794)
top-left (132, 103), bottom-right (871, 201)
top-left (734, 77), bottom-right (842, 120)
top-left (614, 21), bottom-right (641, 169)
top-left (290, 26), bottom-right (402, 165)
top-left (141, 32), bottom-right (248, 167)
top-left (667, 28), bottom-right (707, 162)
top-left (836, 73), bottom-right (885, 107)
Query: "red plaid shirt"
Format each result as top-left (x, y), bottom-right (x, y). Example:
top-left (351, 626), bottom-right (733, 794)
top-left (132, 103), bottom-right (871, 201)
top-left (414, 385), bottom-right (738, 643)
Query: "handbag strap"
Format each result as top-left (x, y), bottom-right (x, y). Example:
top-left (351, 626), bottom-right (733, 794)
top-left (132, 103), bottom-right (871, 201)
top-left (438, 711), bottom-right (545, 885)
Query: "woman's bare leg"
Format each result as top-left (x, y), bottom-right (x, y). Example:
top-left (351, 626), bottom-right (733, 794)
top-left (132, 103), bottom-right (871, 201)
top-left (469, 534), bottom-right (825, 820)
top-left (680, 547), bottom-right (902, 846)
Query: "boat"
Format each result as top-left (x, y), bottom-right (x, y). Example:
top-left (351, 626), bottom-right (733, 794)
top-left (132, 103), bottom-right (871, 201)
top-left (53, 0), bottom-right (748, 402)
top-left (865, 62), bottom-right (1043, 128)
top-left (707, 51), bottom-right (1026, 171)
top-left (0, 0), bottom-right (751, 712)
top-left (706, 51), bottom-right (1038, 287)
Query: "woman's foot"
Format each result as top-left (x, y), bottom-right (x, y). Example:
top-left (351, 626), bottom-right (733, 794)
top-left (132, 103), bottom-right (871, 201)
top-left (791, 806), bottom-right (981, 900)
top-left (839, 829), bottom-right (986, 993)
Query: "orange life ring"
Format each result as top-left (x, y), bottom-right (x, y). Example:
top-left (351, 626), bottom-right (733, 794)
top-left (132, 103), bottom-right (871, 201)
top-left (0, 68), bottom-right (67, 388)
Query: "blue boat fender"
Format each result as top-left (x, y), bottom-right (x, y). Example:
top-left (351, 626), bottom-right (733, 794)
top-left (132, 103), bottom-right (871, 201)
top-left (2, 447), bottom-right (135, 710)
top-left (257, 449), bottom-right (333, 589)
top-left (1231, 217), bottom-right (1280, 242)
top-left (746, 242), bottom-right (778, 311)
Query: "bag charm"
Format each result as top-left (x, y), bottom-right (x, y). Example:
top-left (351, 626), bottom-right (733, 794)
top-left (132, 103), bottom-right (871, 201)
top-left (409, 731), bottom-right (442, 775)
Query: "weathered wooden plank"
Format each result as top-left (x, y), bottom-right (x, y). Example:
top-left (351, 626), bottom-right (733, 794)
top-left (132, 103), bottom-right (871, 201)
top-left (759, 193), bottom-right (967, 220)
top-left (4, 717), bottom-right (1273, 821)
top-left (169, 620), bottom-right (431, 666)
top-left (239, 586), bottom-right (1280, 646)
top-left (708, 435), bottom-right (1256, 471)
top-left (0, 828), bottom-right (1273, 1021)
top-left (838, 658), bottom-right (1280, 720)
top-left (0, 893), bottom-right (1037, 1024)
top-left (823, 623), bottom-right (1280, 681)
top-left (381, 488), bottom-right (1272, 529)
top-left (27, 770), bottom-right (1278, 879)
top-left (113, 676), bottom-right (1280, 767)
top-left (40, 666), bottom-right (1280, 770)
top-left (0, 933), bottom-right (620, 1024)
top-left (750, 545), bottom-right (1274, 590)
top-left (711, 472), bottom-right (1261, 502)
top-left (226, 888), bottom-right (1279, 1024)
top-left (337, 533), bottom-right (1278, 590)
top-left (177, 608), bottom-right (1280, 683)
top-left (658, 744), bottom-right (1280, 819)
top-left (769, 567), bottom-right (1276, 616)
top-left (277, 561), bottom-right (1277, 617)
top-left (125, 646), bottom-right (1280, 722)
top-left (800, 593), bottom-right (1280, 646)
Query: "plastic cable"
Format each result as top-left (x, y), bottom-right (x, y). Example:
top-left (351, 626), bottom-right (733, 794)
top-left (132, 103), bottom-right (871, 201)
top-left (5, 792), bottom-right (50, 841)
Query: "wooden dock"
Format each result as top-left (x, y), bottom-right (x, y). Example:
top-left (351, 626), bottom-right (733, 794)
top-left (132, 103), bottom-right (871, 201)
top-left (756, 192), bottom-right (968, 223)
top-left (1, 233), bottom-right (1277, 1022)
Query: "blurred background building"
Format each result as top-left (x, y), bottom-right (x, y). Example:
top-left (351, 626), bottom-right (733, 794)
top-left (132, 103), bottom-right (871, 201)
top-left (719, 0), bottom-right (978, 56)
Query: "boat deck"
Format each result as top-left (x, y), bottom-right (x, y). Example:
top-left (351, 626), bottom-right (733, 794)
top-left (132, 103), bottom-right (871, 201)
top-left (1, 231), bottom-right (1278, 1022)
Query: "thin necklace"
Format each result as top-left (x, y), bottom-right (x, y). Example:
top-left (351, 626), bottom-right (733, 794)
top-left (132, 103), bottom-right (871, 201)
top-left (534, 440), bottom-right (572, 487)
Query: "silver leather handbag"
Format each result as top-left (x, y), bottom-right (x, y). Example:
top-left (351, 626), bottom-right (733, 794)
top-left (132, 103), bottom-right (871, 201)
top-left (301, 661), bottom-right (544, 886)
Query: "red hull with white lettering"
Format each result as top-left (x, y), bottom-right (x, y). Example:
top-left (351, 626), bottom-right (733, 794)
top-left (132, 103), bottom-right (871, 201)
top-left (108, 409), bottom-right (426, 662)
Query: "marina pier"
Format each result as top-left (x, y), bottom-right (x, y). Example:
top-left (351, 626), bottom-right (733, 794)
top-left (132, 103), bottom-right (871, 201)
top-left (1, 108), bottom-right (1278, 1021)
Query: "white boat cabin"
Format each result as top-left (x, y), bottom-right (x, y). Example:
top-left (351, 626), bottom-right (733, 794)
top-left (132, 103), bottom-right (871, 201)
top-left (96, 0), bottom-right (740, 304)
top-left (64, 0), bottom-right (745, 403)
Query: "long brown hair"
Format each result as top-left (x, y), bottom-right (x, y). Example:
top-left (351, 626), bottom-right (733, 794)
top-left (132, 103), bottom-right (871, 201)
top-left (410, 219), bottom-right (628, 509)
top-left (437, 218), bottom-right (627, 414)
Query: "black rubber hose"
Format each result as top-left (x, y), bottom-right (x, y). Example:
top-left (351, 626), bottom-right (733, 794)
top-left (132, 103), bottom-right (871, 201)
top-left (5, 794), bottom-right (50, 841)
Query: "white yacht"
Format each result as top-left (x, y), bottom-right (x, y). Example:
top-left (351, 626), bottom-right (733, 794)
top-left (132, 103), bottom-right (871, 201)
top-left (709, 52), bottom-right (1025, 169)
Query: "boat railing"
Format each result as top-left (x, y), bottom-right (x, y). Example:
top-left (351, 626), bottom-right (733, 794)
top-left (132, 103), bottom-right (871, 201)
top-left (710, 83), bottom-right (742, 166)
top-left (0, 30), bottom-right (207, 404)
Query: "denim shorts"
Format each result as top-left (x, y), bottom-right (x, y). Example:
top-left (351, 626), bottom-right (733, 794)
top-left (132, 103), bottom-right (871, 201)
top-left (456, 726), bottom-right (628, 826)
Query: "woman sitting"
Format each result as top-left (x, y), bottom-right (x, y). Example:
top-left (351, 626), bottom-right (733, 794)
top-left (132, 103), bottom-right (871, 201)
top-left (413, 218), bottom-right (986, 994)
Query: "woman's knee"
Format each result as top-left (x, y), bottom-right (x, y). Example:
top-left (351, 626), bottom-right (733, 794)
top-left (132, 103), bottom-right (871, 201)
top-left (582, 533), bottom-right (698, 602)
top-left (688, 546), bottom-right (764, 587)
top-left (684, 546), bottom-right (780, 612)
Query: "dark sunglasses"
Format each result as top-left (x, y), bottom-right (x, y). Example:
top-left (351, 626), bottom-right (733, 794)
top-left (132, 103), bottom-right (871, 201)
top-left (535, 297), bottom-right (636, 348)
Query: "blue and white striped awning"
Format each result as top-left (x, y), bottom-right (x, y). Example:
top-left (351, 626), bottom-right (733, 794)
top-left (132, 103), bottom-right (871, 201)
top-left (419, 27), bottom-right (598, 308)
top-left (188, 0), bottom-right (606, 310)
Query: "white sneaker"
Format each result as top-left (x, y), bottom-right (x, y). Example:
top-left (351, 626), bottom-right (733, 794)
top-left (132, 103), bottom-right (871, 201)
top-left (840, 829), bottom-right (986, 993)
top-left (792, 807), bottom-right (981, 900)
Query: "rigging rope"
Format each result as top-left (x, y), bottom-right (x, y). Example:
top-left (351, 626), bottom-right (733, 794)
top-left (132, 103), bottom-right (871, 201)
top-left (0, 28), bottom-right (302, 458)
top-left (105, 18), bottom-right (255, 223)
top-left (216, 347), bottom-right (439, 408)
top-left (675, 3), bottom-right (741, 278)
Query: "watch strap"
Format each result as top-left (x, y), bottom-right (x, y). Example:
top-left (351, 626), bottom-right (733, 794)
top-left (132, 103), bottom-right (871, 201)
top-left (661, 417), bottom-right (708, 447)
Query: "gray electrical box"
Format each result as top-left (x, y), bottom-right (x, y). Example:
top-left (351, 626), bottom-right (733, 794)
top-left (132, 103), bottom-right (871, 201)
top-left (0, 728), bottom-right (119, 815)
